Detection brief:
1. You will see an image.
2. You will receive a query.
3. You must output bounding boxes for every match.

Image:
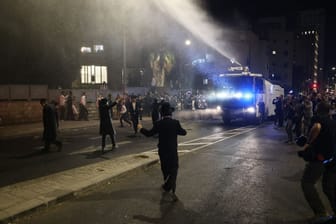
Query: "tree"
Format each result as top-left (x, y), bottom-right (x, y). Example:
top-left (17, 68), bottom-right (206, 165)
top-left (149, 48), bottom-right (175, 88)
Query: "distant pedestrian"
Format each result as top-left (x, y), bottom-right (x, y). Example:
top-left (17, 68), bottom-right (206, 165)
top-left (58, 91), bottom-right (66, 121)
top-left (98, 97), bottom-right (118, 153)
top-left (119, 99), bottom-right (132, 127)
top-left (79, 92), bottom-right (88, 121)
top-left (128, 95), bottom-right (141, 136)
top-left (139, 102), bottom-right (187, 201)
top-left (66, 91), bottom-right (74, 120)
top-left (138, 95), bottom-right (144, 121)
top-left (151, 98), bottom-right (160, 124)
top-left (40, 99), bottom-right (62, 152)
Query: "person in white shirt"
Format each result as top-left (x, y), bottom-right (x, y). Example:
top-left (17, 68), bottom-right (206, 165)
top-left (58, 91), bottom-right (66, 121)
top-left (119, 100), bottom-right (132, 127)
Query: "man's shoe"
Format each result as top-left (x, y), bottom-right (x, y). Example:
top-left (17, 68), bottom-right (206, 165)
top-left (112, 145), bottom-right (118, 149)
top-left (170, 192), bottom-right (179, 202)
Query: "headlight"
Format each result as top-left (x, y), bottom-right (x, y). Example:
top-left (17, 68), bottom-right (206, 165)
top-left (246, 107), bottom-right (255, 113)
top-left (243, 93), bottom-right (253, 99)
top-left (216, 105), bottom-right (221, 111)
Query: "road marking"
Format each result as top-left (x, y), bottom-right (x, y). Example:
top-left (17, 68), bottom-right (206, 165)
top-left (69, 126), bottom-right (256, 156)
top-left (68, 141), bottom-right (131, 155)
top-left (182, 127), bottom-right (256, 152)
top-left (179, 142), bottom-right (210, 146)
top-left (141, 126), bottom-right (257, 155)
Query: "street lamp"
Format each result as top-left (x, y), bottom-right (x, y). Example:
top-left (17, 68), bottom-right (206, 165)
top-left (181, 39), bottom-right (192, 89)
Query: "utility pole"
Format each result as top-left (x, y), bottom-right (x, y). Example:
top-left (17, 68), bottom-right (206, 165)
top-left (122, 26), bottom-right (127, 94)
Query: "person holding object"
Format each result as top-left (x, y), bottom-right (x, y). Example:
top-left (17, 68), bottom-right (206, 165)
top-left (299, 101), bottom-right (336, 223)
top-left (139, 102), bottom-right (187, 201)
top-left (40, 98), bottom-right (62, 152)
top-left (98, 97), bottom-right (119, 153)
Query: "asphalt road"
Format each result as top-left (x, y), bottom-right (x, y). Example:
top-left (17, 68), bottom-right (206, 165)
top-left (11, 121), bottom-right (329, 224)
top-left (0, 115), bottom-right (230, 187)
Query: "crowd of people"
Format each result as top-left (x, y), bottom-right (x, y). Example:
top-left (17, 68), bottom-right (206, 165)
top-left (272, 92), bottom-right (336, 144)
top-left (273, 91), bottom-right (336, 223)
top-left (58, 90), bottom-right (88, 121)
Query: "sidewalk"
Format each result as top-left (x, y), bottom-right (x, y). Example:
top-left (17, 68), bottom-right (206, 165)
top-left (0, 151), bottom-right (159, 223)
top-left (0, 117), bottom-right (157, 223)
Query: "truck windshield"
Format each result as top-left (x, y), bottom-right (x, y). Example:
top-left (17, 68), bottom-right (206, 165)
top-left (214, 76), bottom-right (254, 92)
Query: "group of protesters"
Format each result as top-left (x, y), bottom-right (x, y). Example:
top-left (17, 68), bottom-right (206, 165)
top-left (272, 91), bottom-right (336, 223)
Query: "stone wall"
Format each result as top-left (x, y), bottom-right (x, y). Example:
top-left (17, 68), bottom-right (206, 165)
top-left (0, 101), bottom-right (101, 126)
top-left (0, 85), bottom-right (149, 125)
top-left (0, 100), bottom-right (42, 125)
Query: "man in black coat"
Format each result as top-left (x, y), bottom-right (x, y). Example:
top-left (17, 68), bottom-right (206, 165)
top-left (40, 98), bottom-right (62, 152)
top-left (140, 102), bottom-right (187, 201)
top-left (99, 97), bottom-right (118, 153)
top-left (128, 95), bottom-right (141, 135)
top-left (151, 98), bottom-right (160, 124)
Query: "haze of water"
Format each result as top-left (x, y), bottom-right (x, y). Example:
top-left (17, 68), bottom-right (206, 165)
top-left (150, 0), bottom-right (241, 65)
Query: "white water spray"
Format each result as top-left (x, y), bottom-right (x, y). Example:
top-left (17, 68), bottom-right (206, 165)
top-left (150, 0), bottom-right (242, 65)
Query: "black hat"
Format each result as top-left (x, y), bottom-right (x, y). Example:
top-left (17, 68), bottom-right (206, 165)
top-left (160, 102), bottom-right (174, 116)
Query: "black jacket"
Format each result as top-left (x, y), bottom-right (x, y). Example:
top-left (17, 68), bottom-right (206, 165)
top-left (140, 117), bottom-right (187, 161)
top-left (99, 99), bottom-right (117, 135)
top-left (42, 104), bottom-right (58, 141)
top-left (311, 115), bottom-right (336, 161)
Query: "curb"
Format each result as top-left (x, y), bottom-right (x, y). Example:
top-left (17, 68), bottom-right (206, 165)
top-left (0, 152), bottom-right (159, 224)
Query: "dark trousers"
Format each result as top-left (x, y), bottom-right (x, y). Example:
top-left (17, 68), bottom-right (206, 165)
top-left (285, 119), bottom-right (294, 141)
top-left (301, 161), bottom-right (336, 216)
top-left (160, 157), bottom-right (178, 193)
top-left (59, 105), bottom-right (66, 120)
top-left (131, 115), bottom-right (139, 134)
top-left (278, 112), bottom-right (284, 127)
top-left (102, 133), bottom-right (116, 148)
top-left (120, 113), bottom-right (131, 126)
top-left (78, 104), bottom-right (88, 120)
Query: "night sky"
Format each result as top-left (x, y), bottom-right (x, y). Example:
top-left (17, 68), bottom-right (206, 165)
top-left (203, 0), bottom-right (336, 67)
top-left (0, 1), bottom-right (334, 87)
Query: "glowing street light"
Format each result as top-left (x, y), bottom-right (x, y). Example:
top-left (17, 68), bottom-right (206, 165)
top-left (185, 39), bottom-right (191, 46)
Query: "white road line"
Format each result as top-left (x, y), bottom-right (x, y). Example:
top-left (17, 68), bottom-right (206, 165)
top-left (68, 141), bottom-right (131, 155)
top-left (143, 127), bottom-right (256, 155)
top-left (186, 127), bottom-right (256, 152)
top-left (179, 142), bottom-right (209, 146)
top-left (69, 126), bottom-right (256, 156)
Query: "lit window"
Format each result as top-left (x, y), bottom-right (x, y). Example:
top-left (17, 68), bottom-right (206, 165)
top-left (94, 45), bottom-right (104, 52)
top-left (80, 65), bottom-right (108, 84)
top-left (272, 50), bottom-right (276, 55)
top-left (81, 47), bottom-right (92, 53)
